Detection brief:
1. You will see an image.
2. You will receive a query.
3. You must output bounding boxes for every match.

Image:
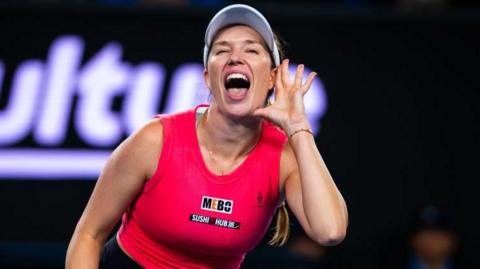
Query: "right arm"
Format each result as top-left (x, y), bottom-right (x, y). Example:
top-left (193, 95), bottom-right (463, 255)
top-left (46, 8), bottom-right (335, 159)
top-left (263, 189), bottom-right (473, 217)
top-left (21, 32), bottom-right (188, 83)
top-left (65, 119), bottom-right (164, 268)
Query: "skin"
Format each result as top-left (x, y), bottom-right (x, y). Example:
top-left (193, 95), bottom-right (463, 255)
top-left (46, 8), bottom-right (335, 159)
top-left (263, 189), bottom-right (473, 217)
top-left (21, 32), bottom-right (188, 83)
top-left (412, 229), bottom-right (457, 269)
top-left (65, 25), bottom-right (348, 268)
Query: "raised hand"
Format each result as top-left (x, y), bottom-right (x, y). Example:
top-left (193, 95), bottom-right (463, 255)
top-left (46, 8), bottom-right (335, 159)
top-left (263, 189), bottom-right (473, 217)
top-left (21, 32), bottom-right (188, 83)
top-left (253, 59), bottom-right (316, 137)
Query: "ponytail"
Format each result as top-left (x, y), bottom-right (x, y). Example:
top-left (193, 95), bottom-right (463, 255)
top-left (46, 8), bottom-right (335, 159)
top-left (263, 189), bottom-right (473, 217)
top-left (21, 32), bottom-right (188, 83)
top-left (268, 202), bottom-right (290, 246)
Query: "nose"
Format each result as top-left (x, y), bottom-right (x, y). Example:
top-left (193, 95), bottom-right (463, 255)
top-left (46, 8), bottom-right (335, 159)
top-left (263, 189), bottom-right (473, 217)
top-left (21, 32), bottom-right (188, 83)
top-left (227, 50), bottom-right (244, 66)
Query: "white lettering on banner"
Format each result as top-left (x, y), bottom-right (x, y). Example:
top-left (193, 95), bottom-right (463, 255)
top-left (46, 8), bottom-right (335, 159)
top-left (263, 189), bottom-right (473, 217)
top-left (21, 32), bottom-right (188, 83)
top-left (0, 60), bottom-right (44, 144)
top-left (76, 41), bottom-right (131, 146)
top-left (124, 63), bottom-right (165, 135)
top-left (0, 34), bottom-right (327, 179)
top-left (0, 149), bottom-right (110, 179)
top-left (34, 36), bottom-right (84, 146)
top-left (163, 63), bottom-right (209, 114)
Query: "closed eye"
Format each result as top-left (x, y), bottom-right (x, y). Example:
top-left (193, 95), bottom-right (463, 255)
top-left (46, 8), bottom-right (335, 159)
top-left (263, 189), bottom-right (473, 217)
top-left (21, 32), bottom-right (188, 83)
top-left (215, 50), bottom-right (228, 55)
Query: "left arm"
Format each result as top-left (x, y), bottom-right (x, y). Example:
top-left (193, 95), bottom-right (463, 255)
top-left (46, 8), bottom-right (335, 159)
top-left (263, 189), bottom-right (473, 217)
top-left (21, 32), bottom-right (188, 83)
top-left (254, 59), bottom-right (348, 245)
top-left (283, 131), bottom-right (348, 245)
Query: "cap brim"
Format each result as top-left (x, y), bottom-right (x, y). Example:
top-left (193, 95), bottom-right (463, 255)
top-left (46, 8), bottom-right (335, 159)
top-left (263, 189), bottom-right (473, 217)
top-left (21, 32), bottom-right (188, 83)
top-left (203, 4), bottom-right (280, 67)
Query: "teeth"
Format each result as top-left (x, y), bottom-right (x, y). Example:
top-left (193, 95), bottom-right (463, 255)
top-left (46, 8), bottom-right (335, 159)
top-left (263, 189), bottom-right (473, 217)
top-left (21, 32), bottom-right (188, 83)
top-left (226, 73), bottom-right (249, 82)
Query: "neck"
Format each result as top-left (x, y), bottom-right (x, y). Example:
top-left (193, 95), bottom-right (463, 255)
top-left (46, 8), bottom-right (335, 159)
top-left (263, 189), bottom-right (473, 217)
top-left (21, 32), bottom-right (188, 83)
top-left (198, 105), bottom-right (262, 162)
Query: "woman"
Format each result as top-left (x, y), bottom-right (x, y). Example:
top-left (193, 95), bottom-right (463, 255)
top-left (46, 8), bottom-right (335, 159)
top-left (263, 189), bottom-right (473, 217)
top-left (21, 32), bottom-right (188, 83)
top-left (66, 4), bottom-right (348, 269)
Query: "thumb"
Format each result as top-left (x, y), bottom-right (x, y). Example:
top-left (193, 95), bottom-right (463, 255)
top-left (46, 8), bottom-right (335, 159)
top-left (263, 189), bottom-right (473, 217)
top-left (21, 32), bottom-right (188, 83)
top-left (253, 107), bottom-right (270, 118)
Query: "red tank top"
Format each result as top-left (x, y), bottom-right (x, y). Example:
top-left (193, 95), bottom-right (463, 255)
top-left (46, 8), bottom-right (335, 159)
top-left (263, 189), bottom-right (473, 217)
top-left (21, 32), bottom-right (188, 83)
top-left (118, 104), bottom-right (287, 268)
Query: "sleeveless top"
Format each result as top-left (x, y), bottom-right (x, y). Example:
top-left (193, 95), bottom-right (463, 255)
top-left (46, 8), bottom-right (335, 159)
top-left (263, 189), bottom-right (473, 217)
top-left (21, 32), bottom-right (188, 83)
top-left (118, 104), bottom-right (288, 268)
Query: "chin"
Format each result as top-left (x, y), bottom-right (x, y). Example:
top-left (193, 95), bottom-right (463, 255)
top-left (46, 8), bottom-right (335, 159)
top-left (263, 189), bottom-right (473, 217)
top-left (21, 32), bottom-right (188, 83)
top-left (221, 102), bottom-right (257, 119)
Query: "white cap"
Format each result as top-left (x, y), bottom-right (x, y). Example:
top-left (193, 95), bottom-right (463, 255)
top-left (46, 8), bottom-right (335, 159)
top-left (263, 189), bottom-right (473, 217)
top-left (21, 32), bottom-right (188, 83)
top-left (203, 4), bottom-right (281, 67)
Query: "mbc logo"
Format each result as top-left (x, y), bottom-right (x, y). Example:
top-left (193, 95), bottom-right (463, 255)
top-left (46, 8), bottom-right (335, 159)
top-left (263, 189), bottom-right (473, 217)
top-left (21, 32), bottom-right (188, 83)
top-left (0, 35), bottom-right (327, 179)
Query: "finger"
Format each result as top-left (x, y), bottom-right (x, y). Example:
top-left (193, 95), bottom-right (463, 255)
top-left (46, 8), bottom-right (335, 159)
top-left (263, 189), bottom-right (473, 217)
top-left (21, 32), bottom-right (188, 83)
top-left (293, 64), bottom-right (304, 89)
top-left (281, 59), bottom-right (291, 87)
top-left (300, 72), bottom-right (317, 95)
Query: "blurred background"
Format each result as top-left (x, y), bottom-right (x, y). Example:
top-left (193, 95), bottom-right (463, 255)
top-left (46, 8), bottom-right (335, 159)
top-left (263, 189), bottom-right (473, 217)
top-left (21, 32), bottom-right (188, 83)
top-left (0, 0), bottom-right (479, 268)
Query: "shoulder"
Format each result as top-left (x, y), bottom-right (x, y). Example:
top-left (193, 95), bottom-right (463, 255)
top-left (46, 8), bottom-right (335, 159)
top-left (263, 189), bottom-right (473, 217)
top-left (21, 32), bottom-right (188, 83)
top-left (127, 117), bottom-right (164, 147)
top-left (129, 107), bottom-right (199, 177)
top-left (155, 106), bottom-right (199, 129)
top-left (109, 118), bottom-right (164, 181)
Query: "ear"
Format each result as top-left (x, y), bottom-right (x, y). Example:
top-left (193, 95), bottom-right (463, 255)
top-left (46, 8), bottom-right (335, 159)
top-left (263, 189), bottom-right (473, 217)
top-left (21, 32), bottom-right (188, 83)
top-left (203, 68), bottom-right (211, 90)
top-left (268, 67), bottom-right (277, 90)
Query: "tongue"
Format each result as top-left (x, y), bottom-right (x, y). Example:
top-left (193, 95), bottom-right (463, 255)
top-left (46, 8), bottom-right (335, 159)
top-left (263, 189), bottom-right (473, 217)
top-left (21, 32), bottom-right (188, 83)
top-left (226, 88), bottom-right (248, 100)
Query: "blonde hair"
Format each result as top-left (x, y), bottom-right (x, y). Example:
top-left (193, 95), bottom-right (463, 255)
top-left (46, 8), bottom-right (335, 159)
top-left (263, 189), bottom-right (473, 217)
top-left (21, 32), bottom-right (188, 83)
top-left (268, 201), bottom-right (290, 246)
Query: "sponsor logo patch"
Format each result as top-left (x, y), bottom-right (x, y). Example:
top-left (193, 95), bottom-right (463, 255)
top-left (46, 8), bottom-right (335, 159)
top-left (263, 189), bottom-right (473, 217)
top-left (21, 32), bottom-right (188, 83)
top-left (189, 214), bottom-right (240, 230)
top-left (201, 196), bottom-right (233, 214)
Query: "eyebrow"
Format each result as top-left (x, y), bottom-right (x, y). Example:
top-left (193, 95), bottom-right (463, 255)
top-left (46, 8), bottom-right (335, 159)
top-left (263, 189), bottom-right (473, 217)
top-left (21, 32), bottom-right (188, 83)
top-left (211, 39), bottom-right (263, 48)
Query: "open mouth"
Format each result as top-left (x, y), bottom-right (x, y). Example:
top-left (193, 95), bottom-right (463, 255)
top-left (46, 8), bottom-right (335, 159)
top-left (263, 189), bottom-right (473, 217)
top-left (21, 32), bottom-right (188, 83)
top-left (225, 73), bottom-right (250, 89)
top-left (224, 73), bottom-right (251, 100)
